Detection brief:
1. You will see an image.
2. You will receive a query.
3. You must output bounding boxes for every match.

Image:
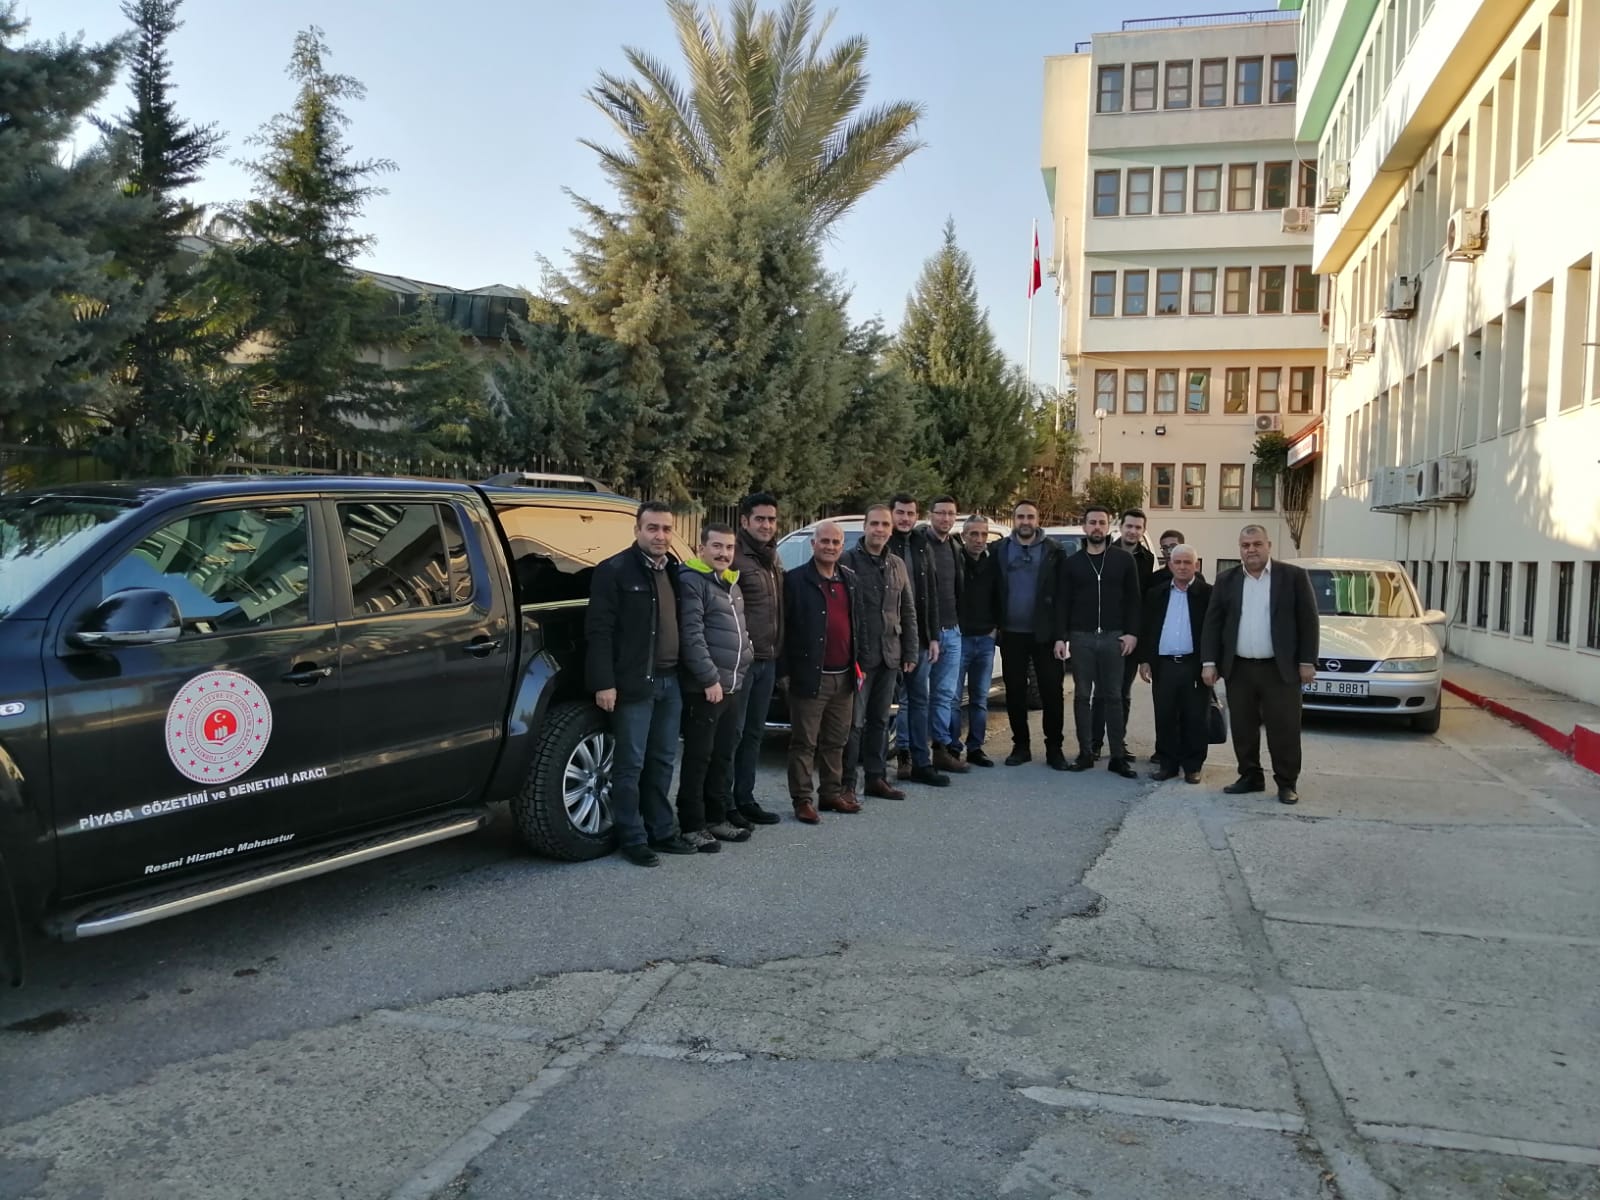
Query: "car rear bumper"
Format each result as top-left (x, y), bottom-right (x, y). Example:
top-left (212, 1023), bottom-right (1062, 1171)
top-left (1302, 673), bottom-right (1441, 717)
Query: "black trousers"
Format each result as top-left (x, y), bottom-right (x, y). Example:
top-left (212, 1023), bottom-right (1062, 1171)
top-left (1224, 657), bottom-right (1303, 787)
top-left (1070, 631), bottom-right (1129, 762)
top-left (677, 686), bottom-right (740, 831)
top-left (1089, 655), bottom-right (1139, 751)
top-left (845, 663), bottom-right (899, 786)
top-left (1150, 655), bottom-right (1208, 773)
top-left (999, 632), bottom-right (1064, 752)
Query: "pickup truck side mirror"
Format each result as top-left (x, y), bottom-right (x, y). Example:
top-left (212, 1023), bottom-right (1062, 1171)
top-left (68, 588), bottom-right (183, 650)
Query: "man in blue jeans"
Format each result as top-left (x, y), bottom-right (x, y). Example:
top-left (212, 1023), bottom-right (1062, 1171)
top-left (585, 501), bottom-right (697, 867)
top-left (889, 494), bottom-right (950, 787)
top-left (956, 515), bottom-right (1002, 766)
top-left (924, 496), bottom-right (969, 776)
top-left (730, 492), bottom-right (785, 825)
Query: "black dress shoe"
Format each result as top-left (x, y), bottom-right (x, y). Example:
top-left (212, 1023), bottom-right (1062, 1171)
top-left (1148, 753), bottom-right (1161, 764)
top-left (738, 803), bottom-right (782, 826)
top-left (909, 765), bottom-right (950, 787)
top-left (966, 749), bottom-right (995, 768)
top-left (1005, 746), bottom-right (1033, 766)
top-left (1150, 767), bottom-right (1180, 781)
top-left (1108, 758), bottom-right (1138, 779)
top-left (650, 834), bottom-right (699, 855)
top-left (1184, 771), bottom-right (1202, 785)
top-left (1222, 777), bottom-right (1266, 794)
top-left (1278, 786), bottom-right (1300, 805)
top-left (620, 843), bottom-right (660, 867)
top-left (1064, 755), bottom-right (1095, 772)
top-left (1046, 751), bottom-right (1071, 771)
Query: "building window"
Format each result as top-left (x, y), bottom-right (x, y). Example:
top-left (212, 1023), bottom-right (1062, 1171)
top-left (1159, 167), bottom-right (1187, 214)
top-left (1220, 463), bottom-right (1245, 510)
top-left (1258, 266), bottom-right (1286, 314)
top-left (1122, 270), bottom-right (1149, 316)
top-left (1091, 462), bottom-right (1115, 478)
top-left (1155, 370), bottom-right (1179, 413)
top-left (1093, 169), bottom-right (1120, 217)
top-left (1151, 464), bottom-right (1175, 508)
top-left (1155, 269), bottom-right (1183, 315)
top-left (1164, 61), bottom-right (1192, 109)
top-left (1186, 369), bottom-right (1210, 413)
top-left (1126, 168), bottom-right (1154, 215)
top-left (1224, 367), bottom-right (1250, 413)
top-left (1475, 562), bottom-right (1491, 629)
top-left (1200, 58), bottom-right (1227, 107)
top-left (1235, 56), bottom-right (1264, 104)
top-left (1097, 65), bottom-right (1125, 113)
top-left (1292, 266), bottom-right (1319, 314)
top-left (1520, 563), bottom-right (1538, 637)
top-left (1263, 162), bottom-right (1292, 209)
top-left (1182, 464), bottom-right (1206, 509)
top-left (1223, 267), bottom-right (1252, 314)
top-left (1586, 562), bottom-right (1600, 649)
top-left (1121, 463), bottom-right (1143, 487)
top-left (1298, 162), bottom-right (1318, 207)
top-left (1193, 165), bottom-right (1222, 212)
top-left (1090, 271), bottom-right (1116, 317)
top-left (1554, 561), bottom-right (1574, 644)
top-left (1289, 366), bottom-right (1317, 412)
top-left (1189, 268), bottom-right (1216, 315)
top-left (1131, 62), bottom-right (1158, 110)
top-left (1270, 55), bottom-right (1298, 103)
top-left (1257, 367), bottom-right (1281, 412)
top-left (1124, 370), bottom-right (1148, 412)
top-left (1228, 164), bottom-right (1257, 211)
top-left (1456, 564), bottom-right (1469, 624)
top-left (1094, 369), bottom-right (1118, 414)
top-left (1496, 562), bottom-right (1512, 633)
top-left (1250, 464), bottom-right (1276, 510)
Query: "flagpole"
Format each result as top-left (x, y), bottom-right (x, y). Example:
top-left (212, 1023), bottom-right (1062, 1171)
top-left (1026, 218), bottom-right (1036, 388)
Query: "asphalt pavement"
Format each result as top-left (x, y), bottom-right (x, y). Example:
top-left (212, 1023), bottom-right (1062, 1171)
top-left (2, 692), bottom-right (1597, 1200)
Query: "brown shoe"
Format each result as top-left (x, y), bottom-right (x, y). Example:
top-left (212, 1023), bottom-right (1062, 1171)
top-left (820, 792), bottom-right (862, 814)
top-left (932, 746), bottom-right (969, 774)
top-left (792, 800), bottom-right (821, 824)
top-left (895, 750), bottom-right (913, 781)
top-left (864, 776), bottom-right (906, 800)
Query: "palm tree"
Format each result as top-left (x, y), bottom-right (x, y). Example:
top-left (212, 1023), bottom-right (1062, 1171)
top-left (586, 0), bottom-right (924, 232)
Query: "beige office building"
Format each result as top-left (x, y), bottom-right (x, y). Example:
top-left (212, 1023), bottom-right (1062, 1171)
top-left (1293, 0), bottom-right (1600, 703)
top-left (1042, 11), bottom-right (1326, 576)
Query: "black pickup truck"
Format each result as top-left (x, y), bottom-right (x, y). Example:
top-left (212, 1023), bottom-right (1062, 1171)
top-left (0, 476), bottom-right (673, 983)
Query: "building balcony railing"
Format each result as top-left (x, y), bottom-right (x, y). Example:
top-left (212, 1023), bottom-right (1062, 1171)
top-left (1119, 10), bottom-right (1299, 32)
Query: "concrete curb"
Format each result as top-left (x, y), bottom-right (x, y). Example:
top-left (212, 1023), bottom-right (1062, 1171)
top-left (1442, 677), bottom-right (1600, 777)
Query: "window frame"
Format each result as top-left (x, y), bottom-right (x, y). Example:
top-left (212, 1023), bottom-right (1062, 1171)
top-left (1270, 54), bottom-right (1298, 104)
top-left (1097, 64), bottom-right (1126, 113)
top-left (1164, 60), bottom-right (1192, 109)
top-left (1181, 463), bottom-right (1206, 510)
top-left (1223, 267), bottom-right (1253, 315)
top-left (1090, 271), bottom-right (1117, 317)
top-left (1151, 464), bottom-right (1176, 508)
top-left (1288, 365), bottom-right (1317, 412)
top-left (1224, 367), bottom-right (1251, 414)
top-left (1228, 163), bottom-right (1258, 212)
top-left (1186, 368), bottom-right (1211, 414)
top-left (1189, 268), bottom-right (1217, 315)
top-left (1121, 463), bottom-right (1144, 488)
top-left (1125, 167), bottom-right (1154, 215)
top-left (1263, 161), bottom-right (1293, 209)
top-left (1092, 169), bottom-right (1121, 217)
top-left (1155, 369), bottom-right (1180, 413)
top-left (1122, 269), bottom-right (1150, 317)
top-left (1193, 164), bottom-right (1222, 212)
top-left (1258, 265), bottom-right (1287, 314)
top-left (1250, 464), bottom-right (1277, 510)
top-left (1130, 61), bottom-right (1158, 111)
top-left (1123, 369), bottom-right (1149, 413)
top-left (1199, 58), bottom-right (1227, 107)
top-left (1093, 369), bottom-right (1119, 415)
top-left (1292, 266), bottom-right (1320, 314)
top-left (1159, 166), bottom-right (1187, 214)
top-left (338, 500), bottom-right (471, 617)
top-left (1235, 56), bottom-right (1264, 105)
top-left (1257, 367), bottom-right (1282, 412)
top-left (1155, 269), bottom-right (1183, 315)
top-left (1220, 463), bottom-right (1245, 510)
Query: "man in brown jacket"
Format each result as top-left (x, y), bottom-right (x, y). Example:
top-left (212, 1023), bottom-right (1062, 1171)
top-left (729, 491), bottom-right (784, 825)
top-left (842, 504), bottom-right (919, 802)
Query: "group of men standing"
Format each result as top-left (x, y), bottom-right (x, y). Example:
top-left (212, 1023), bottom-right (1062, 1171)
top-left (586, 490), bottom-right (1319, 867)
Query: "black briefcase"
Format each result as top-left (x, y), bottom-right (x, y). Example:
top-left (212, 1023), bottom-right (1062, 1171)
top-left (1206, 688), bottom-right (1229, 745)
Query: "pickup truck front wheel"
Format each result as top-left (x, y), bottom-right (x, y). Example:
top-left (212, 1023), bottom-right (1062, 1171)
top-left (513, 702), bottom-right (617, 861)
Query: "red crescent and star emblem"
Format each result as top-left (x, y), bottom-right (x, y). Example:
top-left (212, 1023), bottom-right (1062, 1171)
top-left (165, 670), bottom-right (273, 784)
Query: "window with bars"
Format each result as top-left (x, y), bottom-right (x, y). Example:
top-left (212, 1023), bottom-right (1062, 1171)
top-left (1159, 167), bottom-right (1187, 214)
top-left (1200, 58), bottom-right (1227, 106)
top-left (1131, 62), bottom-right (1158, 110)
top-left (1090, 271), bottom-right (1116, 317)
top-left (1155, 270), bottom-right (1183, 315)
top-left (1224, 368), bottom-right (1250, 413)
top-left (1181, 464), bottom-right (1206, 509)
top-left (1122, 270), bottom-right (1149, 316)
top-left (1093, 170), bottom-right (1120, 217)
top-left (1194, 165), bottom-right (1222, 212)
top-left (1124, 370), bottom-right (1148, 412)
top-left (1094, 369), bottom-right (1118, 414)
top-left (1126, 168), bottom-right (1154, 215)
top-left (1554, 561), bottom-right (1574, 644)
top-left (1220, 464), bottom-right (1244, 510)
top-left (1228, 164), bottom-right (1257, 211)
top-left (1155, 370), bottom-right (1179, 413)
top-left (1223, 267), bottom-right (1252, 314)
top-left (1496, 562), bottom-right (1512, 633)
top-left (1235, 56), bottom-right (1264, 104)
top-left (1292, 266), bottom-right (1319, 314)
top-left (1189, 268), bottom-right (1216, 315)
top-left (1585, 562), bottom-right (1600, 649)
top-left (1475, 562), bottom-right (1490, 628)
top-left (1151, 464), bottom-right (1175, 508)
top-left (1257, 368), bottom-right (1281, 412)
top-left (1520, 562), bottom-right (1538, 637)
top-left (1258, 266), bottom-right (1287, 314)
top-left (1164, 61), bottom-right (1192, 109)
top-left (1097, 65), bottom-right (1125, 113)
top-left (1289, 366), bottom-right (1317, 412)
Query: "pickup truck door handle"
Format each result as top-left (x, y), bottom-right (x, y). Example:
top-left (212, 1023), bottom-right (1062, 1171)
top-left (281, 663), bottom-right (334, 685)
top-left (463, 637), bottom-right (503, 658)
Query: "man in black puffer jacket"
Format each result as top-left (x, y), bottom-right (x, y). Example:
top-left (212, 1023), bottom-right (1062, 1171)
top-left (676, 523), bottom-right (756, 852)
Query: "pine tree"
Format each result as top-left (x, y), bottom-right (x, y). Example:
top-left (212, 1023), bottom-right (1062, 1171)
top-left (893, 220), bottom-right (1037, 511)
top-left (0, 7), bottom-right (147, 444)
top-left (92, 0), bottom-right (238, 474)
top-left (399, 298), bottom-right (493, 465)
top-left (231, 26), bottom-right (408, 457)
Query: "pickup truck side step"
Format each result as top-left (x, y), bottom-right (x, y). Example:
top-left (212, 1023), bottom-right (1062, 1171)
top-left (56, 811), bottom-right (489, 941)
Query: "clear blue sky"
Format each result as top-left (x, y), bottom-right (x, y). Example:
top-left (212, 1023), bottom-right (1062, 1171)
top-left (36, 0), bottom-right (1240, 381)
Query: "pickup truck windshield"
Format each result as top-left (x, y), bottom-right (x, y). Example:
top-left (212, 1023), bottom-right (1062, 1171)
top-left (0, 496), bottom-right (137, 618)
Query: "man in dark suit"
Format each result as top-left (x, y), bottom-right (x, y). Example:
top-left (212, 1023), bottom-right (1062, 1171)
top-left (1200, 525), bottom-right (1320, 805)
top-left (1138, 545), bottom-right (1213, 784)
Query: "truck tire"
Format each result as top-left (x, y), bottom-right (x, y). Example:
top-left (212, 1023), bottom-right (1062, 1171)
top-left (512, 702), bottom-right (617, 862)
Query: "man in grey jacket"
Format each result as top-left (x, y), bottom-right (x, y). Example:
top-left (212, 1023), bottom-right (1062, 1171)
top-left (676, 523), bottom-right (756, 850)
top-left (842, 504), bottom-right (918, 802)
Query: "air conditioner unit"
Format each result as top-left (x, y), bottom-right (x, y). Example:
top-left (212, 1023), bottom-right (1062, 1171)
top-left (1370, 466), bottom-right (1399, 511)
top-left (1416, 461), bottom-right (1443, 504)
top-left (1281, 206), bottom-right (1315, 233)
top-left (1327, 343), bottom-right (1351, 378)
top-left (1397, 464), bottom-right (1428, 510)
top-left (1317, 160), bottom-right (1350, 212)
top-left (1382, 275), bottom-right (1418, 318)
top-left (1445, 207), bottom-right (1488, 260)
top-left (1429, 455), bottom-right (1475, 501)
top-left (1255, 413), bottom-right (1283, 432)
top-left (1350, 323), bottom-right (1377, 361)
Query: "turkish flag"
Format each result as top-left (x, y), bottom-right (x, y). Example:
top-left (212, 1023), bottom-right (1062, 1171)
top-left (1029, 226), bottom-right (1042, 298)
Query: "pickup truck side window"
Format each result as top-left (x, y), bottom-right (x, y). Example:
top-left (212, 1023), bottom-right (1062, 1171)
top-left (493, 503), bottom-right (639, 606)
top-left (100, 505), bottom-right (312, 635)
top-left (337, 502), bottom-right (469, 614)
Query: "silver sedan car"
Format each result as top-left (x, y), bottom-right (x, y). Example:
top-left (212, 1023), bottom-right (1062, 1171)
top-left (1296, 557), bottom-right (1447, 733)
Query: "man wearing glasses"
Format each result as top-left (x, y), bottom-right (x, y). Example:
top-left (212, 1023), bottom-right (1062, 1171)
top-left (994, 500), bottom-right (1071, 769)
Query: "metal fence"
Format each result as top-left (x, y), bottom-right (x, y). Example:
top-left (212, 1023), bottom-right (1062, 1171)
top-left (1120, 9), bottom-right (1299, 31)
